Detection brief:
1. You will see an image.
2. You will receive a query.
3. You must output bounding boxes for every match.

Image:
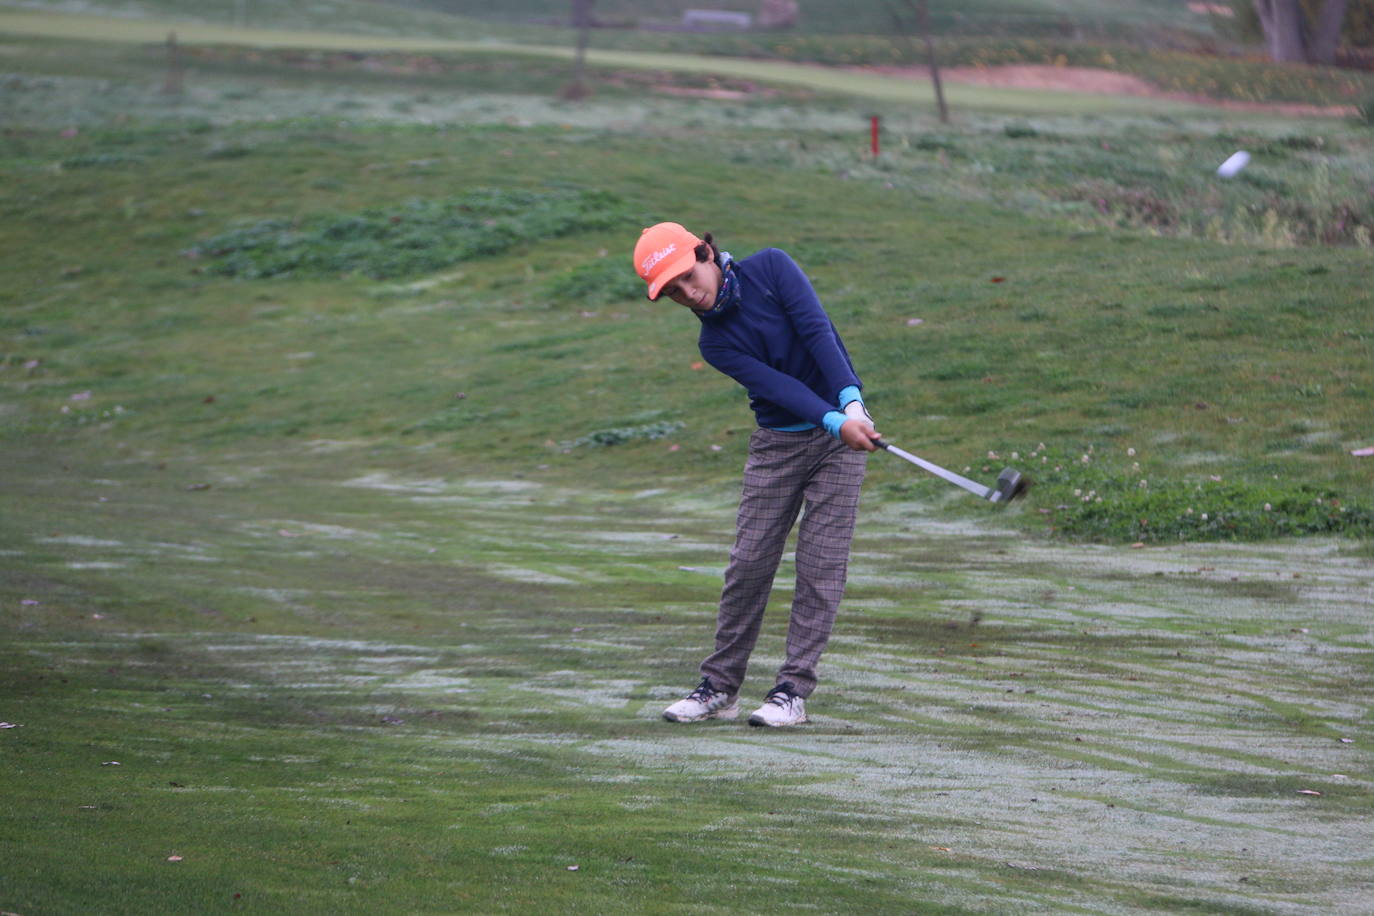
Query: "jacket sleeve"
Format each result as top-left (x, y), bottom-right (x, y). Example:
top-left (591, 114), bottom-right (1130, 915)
top-left (764, 249), bottom-right (862, 400)
top-left (699, 340), bottom-right (838, 428)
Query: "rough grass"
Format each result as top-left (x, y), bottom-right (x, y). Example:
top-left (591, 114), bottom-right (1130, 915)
top-left (1, 111), bottom-right (1370, 532)
top-left (185, 187), bottom-right (630, 279)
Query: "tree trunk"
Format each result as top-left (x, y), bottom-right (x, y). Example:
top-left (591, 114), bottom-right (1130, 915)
top-left (1310, 0), bottom-right (1350, 64)
top-left (565, 0), bottom-right (594, 100)
top-left (915, 0), bottom-right (949, 124)
top-left (163, 30), bottom-right (183, 95)
top-left (885, 0), bottom-right (949, 123)
top-left (572, 24), bottom-right (590, 92)
top-left (1253, 0), bottom-right (1309, 62)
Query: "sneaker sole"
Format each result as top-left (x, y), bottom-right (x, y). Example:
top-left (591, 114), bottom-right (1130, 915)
top-left (747, 713), bottom-right (809, 727)
top-left (663, 704), bottom-right (740, 723)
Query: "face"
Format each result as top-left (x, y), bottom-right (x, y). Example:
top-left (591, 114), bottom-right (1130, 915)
top-left (660, 259), bottom-right (722, 312)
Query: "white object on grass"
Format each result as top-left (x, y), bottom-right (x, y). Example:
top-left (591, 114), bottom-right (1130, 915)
top-left (1217, 150), bottom-right (1251, 178)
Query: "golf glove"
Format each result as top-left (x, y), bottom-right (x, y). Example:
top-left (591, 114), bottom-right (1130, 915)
top-left (843, 399), bottom-right (874, 427)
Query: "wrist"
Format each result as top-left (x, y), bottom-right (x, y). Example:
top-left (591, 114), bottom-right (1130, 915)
top-left (821, 410), bottom-right (848, 439)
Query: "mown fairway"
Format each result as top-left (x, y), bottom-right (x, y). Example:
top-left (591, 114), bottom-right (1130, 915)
top-left (2, 7), bottom-right (1373, 915)
top-left (4, 438), bottom-right (1373, 914)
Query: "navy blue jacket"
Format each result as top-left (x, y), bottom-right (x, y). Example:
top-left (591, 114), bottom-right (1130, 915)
top-left (696, 248), bottom-right (861, 430)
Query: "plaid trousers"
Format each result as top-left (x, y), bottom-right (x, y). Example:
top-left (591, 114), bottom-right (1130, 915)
top-left (700, 426), bottom-right (867, 699)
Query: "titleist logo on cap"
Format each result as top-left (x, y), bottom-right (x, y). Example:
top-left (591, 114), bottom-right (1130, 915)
top-left (641, 243), bottom-right (676, 275)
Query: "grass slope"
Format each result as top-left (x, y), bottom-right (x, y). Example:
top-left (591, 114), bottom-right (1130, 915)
top-left (1, 116), bottom-right (1369, 519)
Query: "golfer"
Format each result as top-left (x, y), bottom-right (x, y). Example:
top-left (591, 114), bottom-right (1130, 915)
top-left (633, 222), bottom-right (880, 727)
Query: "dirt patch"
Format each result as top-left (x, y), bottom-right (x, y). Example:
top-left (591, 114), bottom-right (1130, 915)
top-left (942, 64), bottom-right (1161, 97)
top-left (863, 63), bottom-right (1358, 117)
top-left (600, 68), bottom-right (783, 100)
top-left (1188, 2), bottom-right (1235, 15)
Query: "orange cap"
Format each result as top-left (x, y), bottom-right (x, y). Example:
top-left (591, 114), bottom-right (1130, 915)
top-left (633, 222), bottom-right (702, 300)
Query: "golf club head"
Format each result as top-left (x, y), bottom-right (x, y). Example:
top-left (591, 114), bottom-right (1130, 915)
top-left (992, 468), bottom-right (1029, 503)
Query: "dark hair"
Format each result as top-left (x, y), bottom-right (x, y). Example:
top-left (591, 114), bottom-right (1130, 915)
top-left (694, 232), bottom-right (720, 264)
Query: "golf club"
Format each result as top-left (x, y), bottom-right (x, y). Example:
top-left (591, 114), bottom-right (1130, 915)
top-left (875, 441), bottom-right (1028, 504)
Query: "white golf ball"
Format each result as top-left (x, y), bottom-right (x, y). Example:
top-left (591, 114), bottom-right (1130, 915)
top-left (1217, 150), bottom-right (1250, 178)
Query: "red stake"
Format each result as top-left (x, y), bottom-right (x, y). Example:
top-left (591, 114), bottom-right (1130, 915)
top-left (870, 115), bottom-right (880, 158)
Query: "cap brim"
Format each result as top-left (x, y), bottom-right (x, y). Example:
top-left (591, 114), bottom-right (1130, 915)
top-left (645, 250), bottom-right (698, 301)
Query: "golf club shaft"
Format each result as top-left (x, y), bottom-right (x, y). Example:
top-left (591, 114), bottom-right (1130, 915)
top-left (875, 441), bottom-right (994, 500)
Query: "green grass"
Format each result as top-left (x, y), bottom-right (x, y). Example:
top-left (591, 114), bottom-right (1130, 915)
top-left (186, 187), bottom-right (631, 279)
top-left (1, 0), bottom-right (511, 40)
top-left (1014, 443), bottom-right (1374, 542)
top-left (2, 9), bottom-right (1373, 914)
top-left (4, 440), bottom-right (1373, 914)
top-left (0, 11), bottom-right (1198, 117)
top-left (1, 76), bottom-right (1370, 532)
top-left (0, 10), bottom-right (1073, 111)
top-left (3, 117), bottom-right (1369, 513)
top-left (407, 0), bottom-right (1219, 42)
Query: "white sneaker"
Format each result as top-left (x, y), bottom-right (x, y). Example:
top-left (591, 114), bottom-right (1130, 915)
top-left (747, 682), bottom-right (808, 727)
top-left (662, 677), bottom-right (739, 723)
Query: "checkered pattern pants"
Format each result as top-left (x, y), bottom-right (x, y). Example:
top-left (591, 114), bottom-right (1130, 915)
top-left (700, 426), bottom-right (867, 699)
